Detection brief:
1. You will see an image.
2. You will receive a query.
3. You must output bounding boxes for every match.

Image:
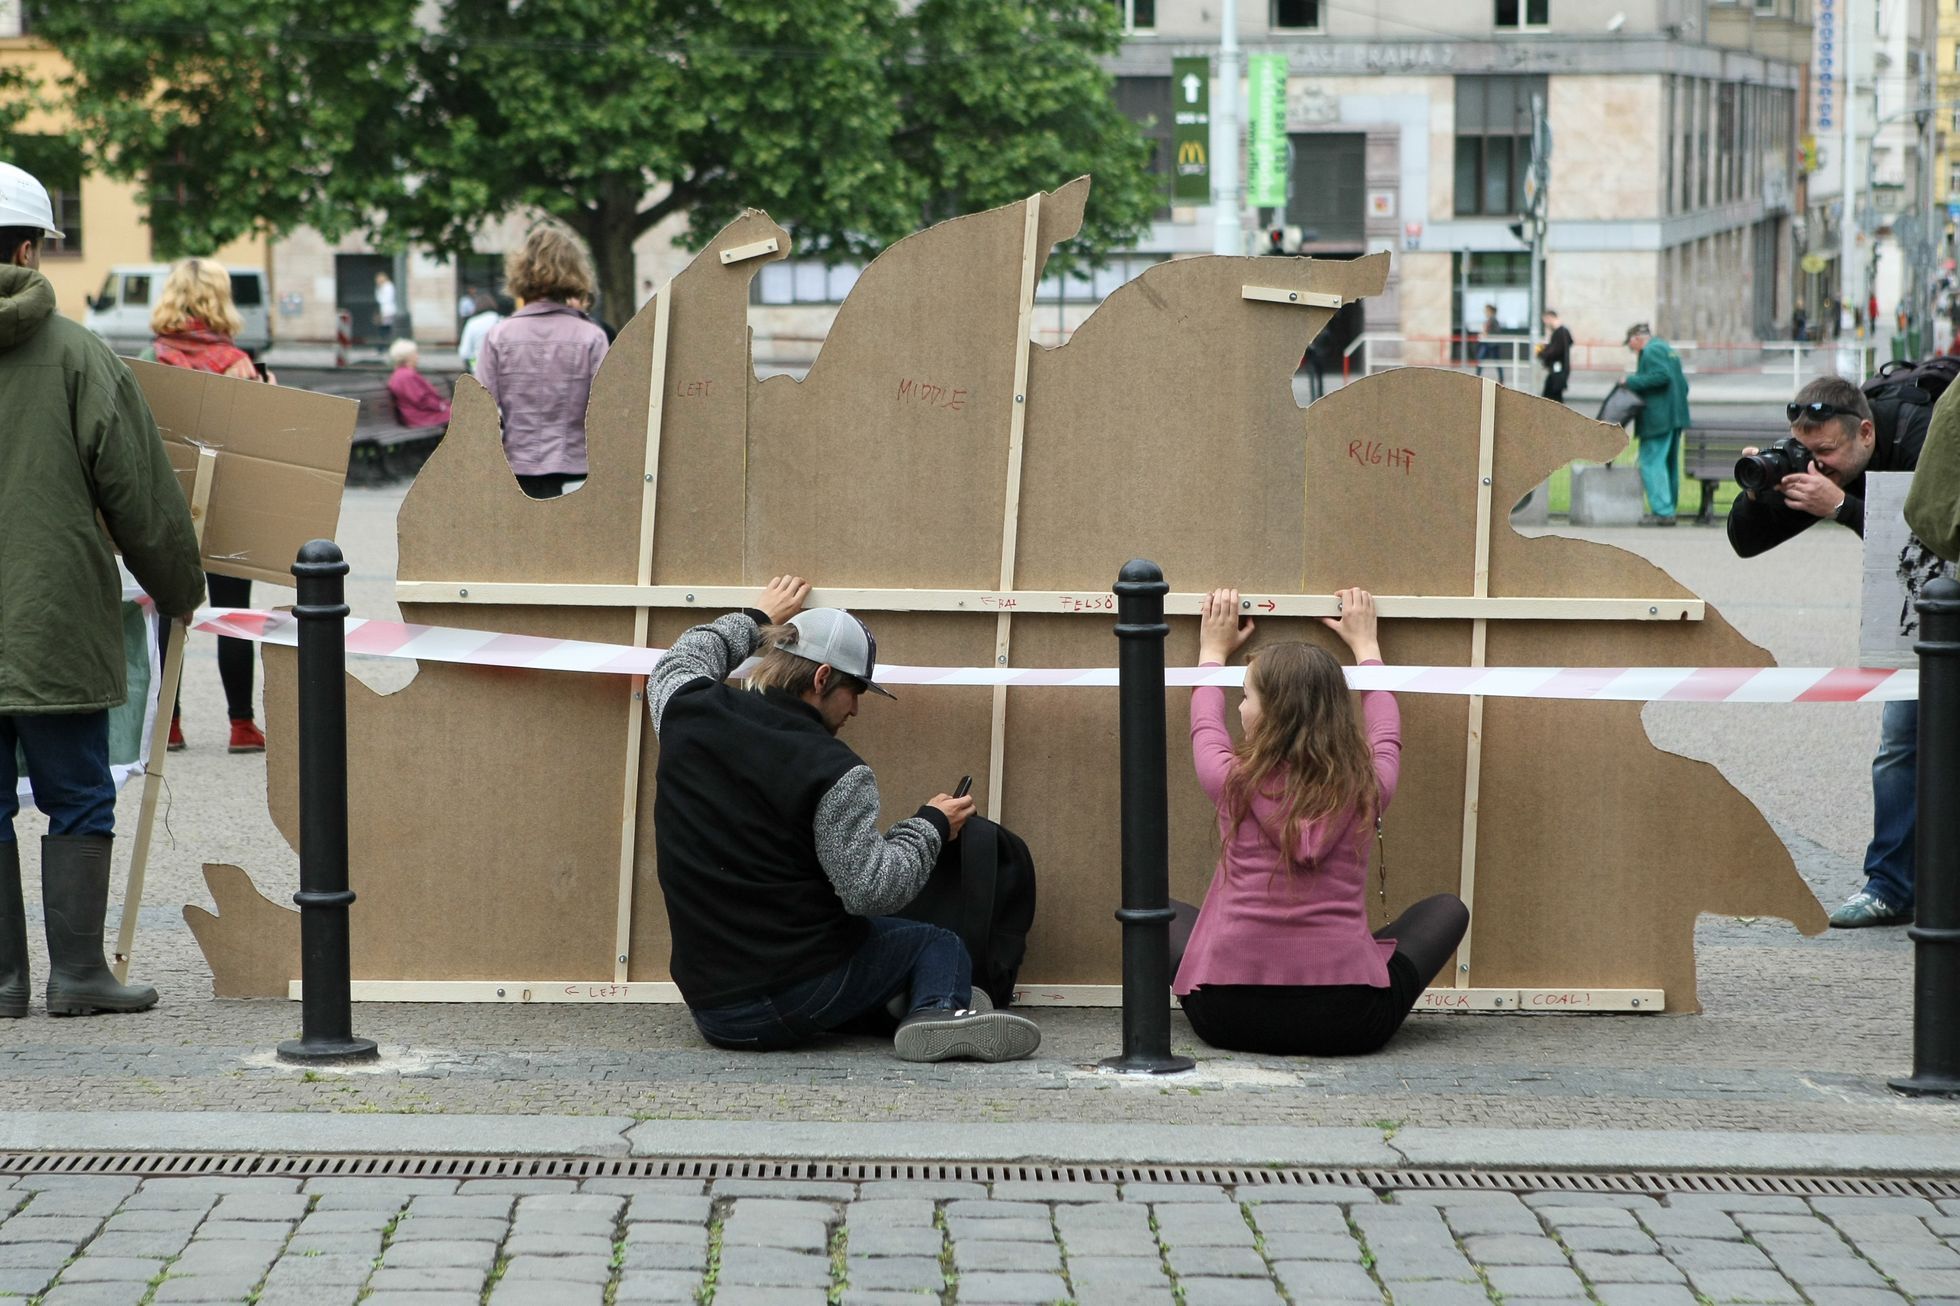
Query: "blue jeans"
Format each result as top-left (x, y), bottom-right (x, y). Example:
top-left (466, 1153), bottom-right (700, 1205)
top-left (1, 712), bottom-right (115, 844)
top-left (1636, 429), bottom-right (1682, 518)
top-left (1862, 698), bottom-right (1918, 909)
top-left (689, 916), bottom-right (971, 1051)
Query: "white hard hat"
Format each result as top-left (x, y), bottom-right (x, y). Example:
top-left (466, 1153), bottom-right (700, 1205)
top-left (0, 162), bottom-right (61, 239)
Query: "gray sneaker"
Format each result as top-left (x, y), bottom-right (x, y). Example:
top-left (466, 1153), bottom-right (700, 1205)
top-left (884, 987), bottom-right (992, 1021)
top-left (1828, 890), bottom-right (1911, 928)
top-left (892, 1007), bottom-right (1039, 1063)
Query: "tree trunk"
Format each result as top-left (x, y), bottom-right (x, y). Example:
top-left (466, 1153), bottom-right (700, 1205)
top-left (581, 182), bottom-right (644, 333)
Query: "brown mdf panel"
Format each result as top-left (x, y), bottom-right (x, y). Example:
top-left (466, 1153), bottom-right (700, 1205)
top-left (183, 864), bottom-right (301, 998)
top-left (745, 182), bottom-right (1087, 591)
top-left (649, 213), bottom-right (786, 586)
top-left (1017, 254), bottom-right (1389, 594)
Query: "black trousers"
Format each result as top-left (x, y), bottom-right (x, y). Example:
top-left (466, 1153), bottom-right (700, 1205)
top-left (173, 573), bottom-right (255, 722)
top-left (1177, 893), bottom-right (1469, 1057)
top-left (1541, 369), bottom-right (1569, 403)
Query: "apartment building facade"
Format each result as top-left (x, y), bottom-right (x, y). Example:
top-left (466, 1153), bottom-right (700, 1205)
top-left (1107, 0), bottom-right (1810, 355)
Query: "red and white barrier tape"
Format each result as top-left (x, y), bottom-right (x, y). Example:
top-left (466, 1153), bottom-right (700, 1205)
top-left (188, 609), bottom-right (1916, 703)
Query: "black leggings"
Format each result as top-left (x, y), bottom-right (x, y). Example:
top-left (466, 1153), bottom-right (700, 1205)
top-left (173, 573), bottom-right (255, 722)
top-left (1174, 893), bottom-right (1469, 1057)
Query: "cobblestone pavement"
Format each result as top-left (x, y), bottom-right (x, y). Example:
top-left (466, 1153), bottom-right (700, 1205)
top-left (8, 1171), bottom-right (1960, 1305)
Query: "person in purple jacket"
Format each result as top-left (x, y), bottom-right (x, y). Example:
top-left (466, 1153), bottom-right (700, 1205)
top-left (475, 221), bottom-right (610, 499)
top-left (1174, 586), bottom-right (1468, 1056)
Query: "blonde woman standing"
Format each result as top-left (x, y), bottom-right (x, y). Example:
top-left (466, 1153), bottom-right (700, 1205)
top-left (475, 222), bottom-right (609, 499)
top-left (149, 259), bottom-right (268, 753)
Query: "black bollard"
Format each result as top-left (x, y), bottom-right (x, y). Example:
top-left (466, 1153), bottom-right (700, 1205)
top-left (1100, 560), bottom-right (1195, 1075)
top-left (277, 541), bottom-right (379, 1065)
top-left (1892, 576), bottom-right (1960, 1095)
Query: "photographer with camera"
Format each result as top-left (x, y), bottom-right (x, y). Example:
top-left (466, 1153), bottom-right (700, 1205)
top-left (1728, 376), bottom-right (1924, 927)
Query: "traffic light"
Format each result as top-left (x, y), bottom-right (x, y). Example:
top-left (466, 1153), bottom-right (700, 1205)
top-left (1268, 228), bottom-right (1286, 254)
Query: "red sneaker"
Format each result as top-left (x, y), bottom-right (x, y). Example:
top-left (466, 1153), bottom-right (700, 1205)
top-left (167, 717), bottom-right (186, 752)
top-left (228, 719), bottom-right (266, 754)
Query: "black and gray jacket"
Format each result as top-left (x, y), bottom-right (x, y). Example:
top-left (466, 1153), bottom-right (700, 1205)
top-left (648, 611), bottom-right (947, 1009)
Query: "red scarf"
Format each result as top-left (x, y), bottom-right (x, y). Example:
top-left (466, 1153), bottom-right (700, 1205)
top-left (153, 321), bottom-right (250, 375)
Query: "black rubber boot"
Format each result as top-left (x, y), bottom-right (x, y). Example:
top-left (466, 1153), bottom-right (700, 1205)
top-left (41, 835), bottom-right (157, 1016)
top-left (0, 841), bottom-right (25, 1019)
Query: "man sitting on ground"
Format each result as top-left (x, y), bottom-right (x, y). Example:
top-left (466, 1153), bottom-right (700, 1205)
top-left (648, 575), bottom-right (1041, 1063)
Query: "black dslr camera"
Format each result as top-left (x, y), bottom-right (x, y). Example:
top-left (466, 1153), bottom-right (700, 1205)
top-left (1735, 436), bottom-right (1814, 494)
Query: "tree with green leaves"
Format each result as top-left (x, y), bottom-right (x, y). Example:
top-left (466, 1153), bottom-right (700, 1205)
top-left (36, 0), bottom-right (1159, 321)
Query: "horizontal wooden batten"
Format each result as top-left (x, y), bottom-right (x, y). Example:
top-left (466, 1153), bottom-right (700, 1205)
top-left (296, 982), bottom-right (1662, 1012)
top-left (1242, 285), bottom-right (1345, 308)
top-left (394, 583), bottom-right (1705, 624)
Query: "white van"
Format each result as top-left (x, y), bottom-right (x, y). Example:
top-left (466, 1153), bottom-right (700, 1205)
top-left (84, 264), bottom-right (272, 356)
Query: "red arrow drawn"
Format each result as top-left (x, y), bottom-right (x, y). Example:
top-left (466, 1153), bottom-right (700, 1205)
top-left (1257, 600), bottom-right (1277, 612)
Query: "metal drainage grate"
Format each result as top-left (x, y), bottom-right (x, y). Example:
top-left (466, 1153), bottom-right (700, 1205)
top-left (0, 1154), bottom-right (1957, 1198)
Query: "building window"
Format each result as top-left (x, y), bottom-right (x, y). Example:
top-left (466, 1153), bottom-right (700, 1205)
top-left (1038, 253), bottom-right (1168, 304)
top-left (1115, 76), bottom-right (1174, 220)
top-left (1950, 161), bottom-right (1960, 195)
top-left (1453, 76), bottom-right (1546, 216)
top-left (1272, 0), bottom-right (1321, 28)
top-left (752, 260), bottom-right (864, 306)
top-left (1114, 0), bottom-right (1155, 31)
top-left (1494, 0), bottom-right (1548, 28)
top-left (46, 177), bottom-right (81, 257)
top-left (1752, 0), bottom-right (1778, 12)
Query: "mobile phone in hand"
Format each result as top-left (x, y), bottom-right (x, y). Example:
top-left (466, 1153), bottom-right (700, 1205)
top-left (953, 775), bottom-right (973, 800)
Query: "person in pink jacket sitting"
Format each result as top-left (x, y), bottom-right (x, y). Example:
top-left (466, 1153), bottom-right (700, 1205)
top-left (386, 338), bottom-right (452, 428)
top-left (1175, 586), bottom-right (1467, 1056)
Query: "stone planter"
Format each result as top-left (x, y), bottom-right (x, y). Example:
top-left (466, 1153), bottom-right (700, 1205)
top-left (1568, 464), bottom-right (1644, 526)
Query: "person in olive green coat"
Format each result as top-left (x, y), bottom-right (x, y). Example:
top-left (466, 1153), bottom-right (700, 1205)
top-left (0, 163), bottom-right (205, 1019)
top-left (1622, 322), bottom-right (1693, 526)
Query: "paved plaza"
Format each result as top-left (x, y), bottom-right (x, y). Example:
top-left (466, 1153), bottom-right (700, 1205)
top-left (7, 462), bottom-right (1960, 1304)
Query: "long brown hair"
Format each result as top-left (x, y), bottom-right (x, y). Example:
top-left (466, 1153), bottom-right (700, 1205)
top-left (1222, 642), bottom-right (1378, 874)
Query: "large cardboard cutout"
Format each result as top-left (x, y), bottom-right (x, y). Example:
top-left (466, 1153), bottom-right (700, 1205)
top-left (186, 180), bottom-right (1825, 1011)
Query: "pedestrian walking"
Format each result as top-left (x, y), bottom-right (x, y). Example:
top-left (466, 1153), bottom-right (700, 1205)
top-left (1475, 303), bottom-right (1500, 377)
top-left (1623, 322), bottom-right (1691, 526)
top-left (0, 163), bottom-right (205, 1018)
top-left (373, 271), bottom-right (398, 345)
top-left (1537, 308), bottom-right (1573, 403)
top-left (149, 258), bottom-right (272, 754)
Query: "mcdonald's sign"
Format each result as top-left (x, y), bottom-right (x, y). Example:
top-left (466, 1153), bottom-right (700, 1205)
top-left (1172, 56), bottom-right (1210, 202)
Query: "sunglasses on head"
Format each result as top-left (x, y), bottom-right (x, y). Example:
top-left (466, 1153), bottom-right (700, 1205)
top-left (1787, 401), bottom-right (1855, 423)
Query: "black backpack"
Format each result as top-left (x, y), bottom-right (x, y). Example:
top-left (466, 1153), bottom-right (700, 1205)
top-left (898, 816), bottom-right (1036, 1008)
top-left (1863, 355), bottom-right (1960, 451)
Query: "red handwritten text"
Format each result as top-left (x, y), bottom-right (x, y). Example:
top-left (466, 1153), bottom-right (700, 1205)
top-left (1059, 595), bottom-right (1116, 613)
top-left (896, 378), bottom-right (968, 411)
top-left (1525, 991), bottom-right (1593, 1008)
top-left (672, 379), bottom-right (713, 399)
top-left (1347, 440), bottom-right (1418, 475)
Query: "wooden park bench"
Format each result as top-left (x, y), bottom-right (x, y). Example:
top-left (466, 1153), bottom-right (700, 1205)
top-left (318, 374), bottom-right (448, 488)
top-left (1682, 419), bottom-right (1785, 526)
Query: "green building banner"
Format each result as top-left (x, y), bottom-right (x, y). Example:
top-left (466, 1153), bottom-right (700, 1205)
top-left (1171, 56), bottom-right (1210, 203)
top-left (1246, 54), bottom-right (1289, 210)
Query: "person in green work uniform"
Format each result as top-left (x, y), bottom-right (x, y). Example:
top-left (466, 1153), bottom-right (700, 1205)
top-left (1623, 322), bottom-right (1692, 526)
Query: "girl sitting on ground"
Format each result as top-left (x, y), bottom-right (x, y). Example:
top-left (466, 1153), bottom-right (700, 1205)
top-left (1174, 586), bottom-right (1468, 1057)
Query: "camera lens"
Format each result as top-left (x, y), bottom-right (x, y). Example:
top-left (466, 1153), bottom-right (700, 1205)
top-left (1735, 452), bottom-right (1776, 493)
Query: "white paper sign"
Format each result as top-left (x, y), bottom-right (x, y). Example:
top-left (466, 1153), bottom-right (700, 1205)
top-left (1862, 472), bottom-right (1954, 668)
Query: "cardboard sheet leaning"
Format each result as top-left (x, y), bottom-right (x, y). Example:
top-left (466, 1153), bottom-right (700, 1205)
top-left (184, 178), bottom-right (1826, 1012)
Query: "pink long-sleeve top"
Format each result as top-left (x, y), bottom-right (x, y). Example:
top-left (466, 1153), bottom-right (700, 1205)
top-left (1173, 660), bottom-right (1402, 994)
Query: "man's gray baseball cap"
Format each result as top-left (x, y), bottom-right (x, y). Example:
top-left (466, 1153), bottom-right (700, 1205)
top-left (778, 607), bottom-right (895, 699)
